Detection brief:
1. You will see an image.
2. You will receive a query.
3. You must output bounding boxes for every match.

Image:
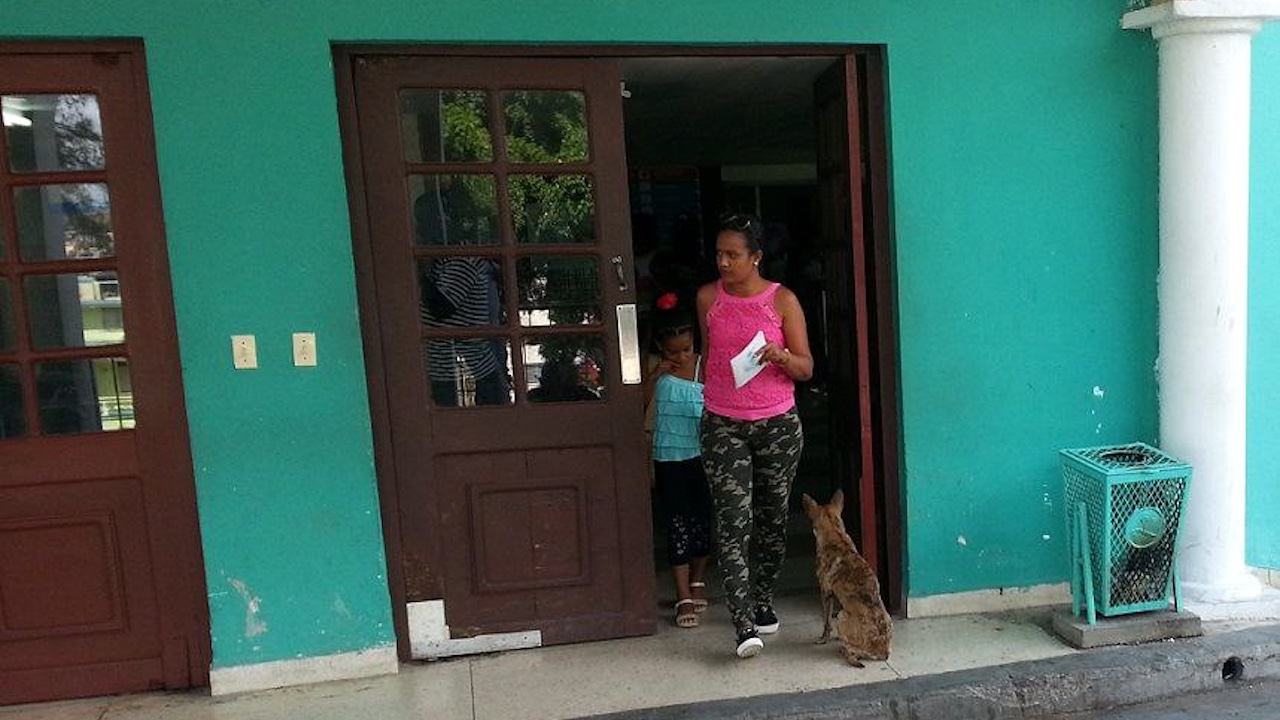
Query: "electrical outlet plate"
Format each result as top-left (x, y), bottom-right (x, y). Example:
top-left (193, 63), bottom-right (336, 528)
top-left (293, 332), bottom-right (317, 367)
top-left (232, 335), bottom-right (257, 369)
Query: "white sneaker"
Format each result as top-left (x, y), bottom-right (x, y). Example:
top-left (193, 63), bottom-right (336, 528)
top-left (735, 630), bottom-right (764, 658)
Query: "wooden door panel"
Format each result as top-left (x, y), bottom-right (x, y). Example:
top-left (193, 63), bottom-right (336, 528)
top-left (0, 44), bottom-right (207, 704)
top-left (347, 55), bottom-right (654, 653)
top-left (0, 478), bottom-right (158, 655)
top-left (471, 480), bottom-right (591, 591)
top-left (429, 404), bottom-right (620, 452)
top-left (1, 514), bottom-right (127, 637)
top-left (436, 447), bottom-right (626, 635)
top-left (0, 433), bottom-right (136, 485)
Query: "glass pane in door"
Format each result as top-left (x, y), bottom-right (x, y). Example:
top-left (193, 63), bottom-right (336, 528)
top-left (508, 174), bottom-right (595, 245)
top-left (501, 90), bottom-right (588, 164)
top-left (517, 255), bottom-right (600, 326)
top-left (409, 174), bottom-right (498, 246)
top-left (423, 337), bottom-right (513, 408)
top-left (0, 363), bottom-right (23, 438)
top-left (3, 94), bottom-right (106, 173)
top-left (24, 272), bottom-right (124, 350)
top-left (419, 256), bottom-right (505, 327)
top-left (0, 279), bottom-right (13, 351)
top-left (35, 356), bottom-right (131, 435)
top-left (400, 89), bottom-right (492, 163)
top-left (15, 183), bottom-right (115, 261)
top-left (524, 334), bottom-right (605, 403)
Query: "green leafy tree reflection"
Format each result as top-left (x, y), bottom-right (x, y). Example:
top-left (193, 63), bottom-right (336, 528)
top-left (439, 90), bottom-right (602, 395)
top-left (508, 91), bottom-right (602, 395)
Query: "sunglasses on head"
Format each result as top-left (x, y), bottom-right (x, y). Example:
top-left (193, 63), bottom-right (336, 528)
top-left (719, 213), bottom-right (756, 232)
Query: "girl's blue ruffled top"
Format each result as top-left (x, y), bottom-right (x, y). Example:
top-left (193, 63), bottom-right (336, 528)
top-left (652, 372), bottom-right (705, 462)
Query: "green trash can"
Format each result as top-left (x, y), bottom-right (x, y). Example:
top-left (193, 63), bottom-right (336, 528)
top-left (1059, 442), bottom-right (1191, 624)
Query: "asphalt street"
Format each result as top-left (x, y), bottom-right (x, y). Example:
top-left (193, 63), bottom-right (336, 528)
top-left (1055, 680), bottom-right (1280, 719)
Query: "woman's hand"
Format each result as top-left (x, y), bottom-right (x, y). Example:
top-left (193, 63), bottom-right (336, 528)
top-left (755, 343), bottom-right (792, 367)
top-left (771, 287), bottom-right (815, 382)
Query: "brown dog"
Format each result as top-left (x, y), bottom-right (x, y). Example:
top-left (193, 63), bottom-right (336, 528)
top-left (802, 489), bottom-right (892, 667)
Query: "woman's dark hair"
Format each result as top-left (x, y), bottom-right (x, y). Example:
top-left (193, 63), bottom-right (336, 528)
top-left (717, 212), bottom-right (765, 253)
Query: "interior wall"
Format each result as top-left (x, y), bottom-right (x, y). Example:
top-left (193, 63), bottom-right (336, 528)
top-left (7, 0), bottom-right (1277, 666)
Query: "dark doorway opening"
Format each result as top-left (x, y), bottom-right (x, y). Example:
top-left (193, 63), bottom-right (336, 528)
top-left (617, 52), bottom-right (900, 613)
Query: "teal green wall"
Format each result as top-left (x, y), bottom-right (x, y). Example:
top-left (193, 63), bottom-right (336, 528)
top-left (889, 7), bottom-right (1160, 596)
top-left (10, 0), bottom-right (1256, 666)
top-left (1248, 26), bottom-right (1280, 568)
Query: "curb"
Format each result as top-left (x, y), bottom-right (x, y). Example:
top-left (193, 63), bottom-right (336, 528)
top-left (582, 622), bottom-right (1280, 720)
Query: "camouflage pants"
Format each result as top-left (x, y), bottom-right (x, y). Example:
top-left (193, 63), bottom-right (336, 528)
top-left (701, 408), bottom-right (803, 634)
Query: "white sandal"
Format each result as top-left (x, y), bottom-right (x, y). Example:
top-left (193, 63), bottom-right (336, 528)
top-left (690, 582), bottom-right (710, 613)
top-left (675, 599), bottom-right (699, 628)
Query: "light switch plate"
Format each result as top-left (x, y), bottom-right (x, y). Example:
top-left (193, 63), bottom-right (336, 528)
top-left (293, 332), bottom-right (317, 367)
top-left (232, 335), bottom-right (257, 369)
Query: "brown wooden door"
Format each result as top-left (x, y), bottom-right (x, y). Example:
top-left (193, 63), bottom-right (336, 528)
top-left (0, 44), bottom-right (209, 704)
top-left (348, 56), bottom-right (654, 649)
top-left (813, 58), bottom-right (881, 575)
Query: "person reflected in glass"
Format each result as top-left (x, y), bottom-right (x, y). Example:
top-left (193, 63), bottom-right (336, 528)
top-left (416, 184), bottom-right (509, 406)
top-left (696, 212), bottom-right (813, 659)
top-left (527, 354), bottom-right (599, 403)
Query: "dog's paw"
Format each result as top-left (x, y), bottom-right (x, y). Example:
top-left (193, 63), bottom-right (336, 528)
top-left (839, 647), bottom-right (866, 668)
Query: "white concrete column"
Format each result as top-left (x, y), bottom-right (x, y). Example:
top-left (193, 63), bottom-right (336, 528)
top-left (1124, 1), bottom-right (1280, 603)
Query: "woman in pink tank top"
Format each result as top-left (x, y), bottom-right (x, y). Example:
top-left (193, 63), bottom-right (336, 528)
top-left (696, 212), bottom-right (813, 659)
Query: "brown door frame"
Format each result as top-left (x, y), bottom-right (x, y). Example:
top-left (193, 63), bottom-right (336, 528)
top-left (0, 40), bottom-right (210, 699)
top-left (860, 50), bottom-right (904, 615)
top-left (334, 44), bottom-right (902, 658)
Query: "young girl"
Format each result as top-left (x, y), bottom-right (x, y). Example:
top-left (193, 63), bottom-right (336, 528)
top-left (644, 293), bottom-right (713, 628)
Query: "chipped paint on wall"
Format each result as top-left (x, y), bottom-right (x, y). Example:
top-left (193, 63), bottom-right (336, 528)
top-left (333, 595), bottom-right (353, 620)
top-left (229, 578), bottom-right (268, 638)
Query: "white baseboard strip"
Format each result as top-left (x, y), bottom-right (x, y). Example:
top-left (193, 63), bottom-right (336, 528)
top-left (405, 599), bottom-right (541, 659)
top-left (907, 582), bottom-right (1071, 618)
top-left (209, 646), bottom-right (399, 696)
top-left (414, 630), bottom-right (543, 659)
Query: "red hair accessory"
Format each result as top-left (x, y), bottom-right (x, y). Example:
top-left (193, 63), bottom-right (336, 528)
top-left (656, 292), bottom-right (679, 311)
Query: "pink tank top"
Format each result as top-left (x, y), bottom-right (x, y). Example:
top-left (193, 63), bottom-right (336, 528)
top-left (703, 281), bottom-right (796, 420)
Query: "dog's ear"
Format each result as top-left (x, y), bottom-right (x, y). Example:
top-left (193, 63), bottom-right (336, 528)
top-left (801, 493), bottom-right (818, 518)
top-left (830, 488), bottom-right (845, 513)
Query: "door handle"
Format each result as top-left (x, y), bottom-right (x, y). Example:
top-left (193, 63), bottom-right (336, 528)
top-left (611, 255), bottom-right (628, 292)
top-left (617, 303), bottom-right (641, 385)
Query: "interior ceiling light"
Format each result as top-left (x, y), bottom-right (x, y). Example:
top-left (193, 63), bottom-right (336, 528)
top-left (2, 96), bottom-right (33, 127)
top-left (2, 109), bottom-right (31, 127)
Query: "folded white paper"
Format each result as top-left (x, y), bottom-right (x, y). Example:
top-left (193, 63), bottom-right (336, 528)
top-left (731, 330), bottom-right (768, 388)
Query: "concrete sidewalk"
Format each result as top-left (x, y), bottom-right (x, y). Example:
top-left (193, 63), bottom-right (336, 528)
top-left (589, 620), bottom-right (1280, 720)
top-left (5, 587), bottom-right (1280, 720)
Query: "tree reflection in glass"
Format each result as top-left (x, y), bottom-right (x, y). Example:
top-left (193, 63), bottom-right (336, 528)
top-left (3, 94), bottom-right (106, 174)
